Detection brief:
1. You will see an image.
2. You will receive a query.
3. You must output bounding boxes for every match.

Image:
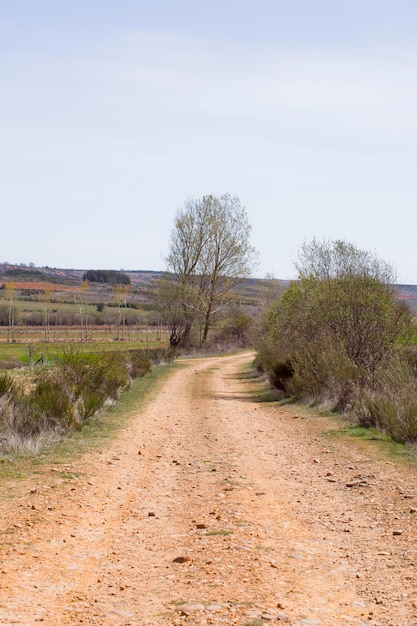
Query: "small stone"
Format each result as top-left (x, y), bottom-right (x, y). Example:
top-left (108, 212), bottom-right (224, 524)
top-left (410, 508), bottom-right (417, 513)
top-left (173, 556), bottom-right (191, 563)
top-left (148, 512), bottom-right (155, 517)
top-left (392, 529), bottom-right (403, 536)
top-left (196, 523), bottom-right (207, 529)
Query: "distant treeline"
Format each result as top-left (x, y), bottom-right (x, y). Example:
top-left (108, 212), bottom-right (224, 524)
top-left (82, 270), bottom-right (131, 285)
top-left (3, 269), bottom-right (44, 279)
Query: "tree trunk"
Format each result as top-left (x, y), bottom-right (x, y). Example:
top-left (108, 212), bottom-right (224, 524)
top-left (201, 304), bottom-right (212, 345)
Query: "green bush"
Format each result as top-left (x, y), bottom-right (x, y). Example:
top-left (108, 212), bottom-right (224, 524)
top-left (99, 352), bottom-right (130, 400)
top-left (356, 354), bottom-right (417, 443)
top-left (58, 350), bottom-right (130, 403)
top-left (29, 373), bottom-right (75, 429)
top-left (255, 239), bottom-right (416, 437)
top-left (129, 351), bottom-right (152, 378)
top-left (0, 347), bottom-right (150, 444)
top-left (285, 338), bottom-right (358, 410)
top-left (78, 390), bottom-right (106, 420)
top-left (0, 345), bottom-right (176, 448)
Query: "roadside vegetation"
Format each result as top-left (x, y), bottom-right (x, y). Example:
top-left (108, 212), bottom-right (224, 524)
top-left (255, 239), bottom-right (417, 444)
top-left (3, 212), bottom-right (417, 455)
top-left (0, 345), bottom-right (174, 455)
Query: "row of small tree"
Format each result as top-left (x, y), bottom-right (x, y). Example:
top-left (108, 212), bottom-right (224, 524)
top-left (0, 281), bottom-right (135, 343)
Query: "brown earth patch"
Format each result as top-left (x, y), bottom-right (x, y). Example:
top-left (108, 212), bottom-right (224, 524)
top-left (1, 281), bottom-right (77, 291)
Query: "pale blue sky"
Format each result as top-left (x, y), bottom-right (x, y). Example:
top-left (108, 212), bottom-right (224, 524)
top-left (1, 1), bottom-right (417, 281)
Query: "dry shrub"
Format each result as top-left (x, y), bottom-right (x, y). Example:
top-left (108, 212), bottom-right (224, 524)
top-left (286, 338), bottom-right (358, 410)
top-left (129, 351), bottom-right (152, 378)
top-left (255, 240), bottom-right (417, 444)
top-left (0, 346), bottom-right (174, 453)
top-left (0, 350), bottom-right (132, 447)
top-left (355, 353), bottom-right (417, 443)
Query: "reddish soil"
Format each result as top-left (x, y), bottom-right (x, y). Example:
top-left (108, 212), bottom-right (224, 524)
top-left (1, 281), bottom-right (76, 291)
top-left (1, 352), bottom-right (417, 625)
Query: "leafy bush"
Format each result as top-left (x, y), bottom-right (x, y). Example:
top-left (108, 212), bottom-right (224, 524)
top-left (78, 390), bottom-right (106, 420)
top-left (0, 345), bottom-right (174, 451)
top-left (98, 352), bottom-right (130, 401)
top-left (210, 310), bottom-right (253, 350)
top-left (29, 373), bottom-right (75, 429)
top-left (255, 239), bottom-right (417, 438)
top-left (356, 354), bottom-right (417, 443)
top-left (129, 351), bottom-right (152, 378)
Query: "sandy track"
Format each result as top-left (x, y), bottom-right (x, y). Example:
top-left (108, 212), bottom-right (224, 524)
top-left (1, 352), bottom-right (417, 625)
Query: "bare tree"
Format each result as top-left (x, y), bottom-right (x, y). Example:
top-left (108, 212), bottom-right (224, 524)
top-left (4, 283), bottom-right (15, 343)
top-left (113, 284), bottom-right (131, 341)
top-left (296, 238), bottom-right (395, 286)
top-left (151, 277), bottom-right (190, 347)
top-left (165, 194), bottom-right (258, 345)
top-left (43, 284), bottom-right (53, 342)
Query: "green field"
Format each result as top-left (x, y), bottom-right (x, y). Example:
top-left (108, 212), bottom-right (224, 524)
top-left (0, 333), bottom-right (170, 368)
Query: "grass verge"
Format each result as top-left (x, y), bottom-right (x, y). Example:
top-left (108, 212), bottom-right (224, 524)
top-left (323, 423), bottom-right (416, 465)
top-left (244, 360), bottom-right (417, 467)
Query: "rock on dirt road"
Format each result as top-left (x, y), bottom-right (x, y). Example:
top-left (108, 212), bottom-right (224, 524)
top-left (1, 352), bottom-right (417, 625)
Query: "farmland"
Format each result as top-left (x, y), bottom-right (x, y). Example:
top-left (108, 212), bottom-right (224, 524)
top-left (0, 263), bottom-right (416, 355)
top-left (0, 265), bottom-right (168, 353)
top-left (0, 264), bottom-right (266, 355)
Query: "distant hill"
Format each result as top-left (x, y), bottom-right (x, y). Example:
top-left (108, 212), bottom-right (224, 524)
top-left (394, 285), bottom-right (417, 314)
top-left (1, 264), bottom-right (416, 312)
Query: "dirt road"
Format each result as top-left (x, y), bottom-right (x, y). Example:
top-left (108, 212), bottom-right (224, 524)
top-left (1, 352), bottom-right (417, 625)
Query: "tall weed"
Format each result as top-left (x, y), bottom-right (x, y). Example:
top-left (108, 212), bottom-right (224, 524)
top-left (355, 354), bottom-right (417, 443)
